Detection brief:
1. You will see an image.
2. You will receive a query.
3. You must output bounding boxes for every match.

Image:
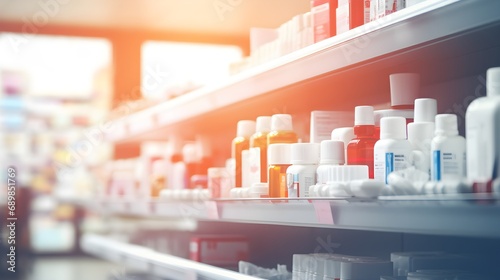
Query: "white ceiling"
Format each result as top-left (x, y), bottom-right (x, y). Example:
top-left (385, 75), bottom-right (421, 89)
top-left (0, 0), bottom-right (310, 36)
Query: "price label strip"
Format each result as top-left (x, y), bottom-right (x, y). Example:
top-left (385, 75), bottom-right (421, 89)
top-left (313, 200), bottom-right (334, 225)
top-left (205, 200), bottom-right (219, 220)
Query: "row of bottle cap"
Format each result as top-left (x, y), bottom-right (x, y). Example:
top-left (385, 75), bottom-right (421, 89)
top-left (292, 251), bottom-right (488, 280)
top-left (292, 253), bottom-right (392, 280)
top-left (237, 114), bottom-right (294, 138)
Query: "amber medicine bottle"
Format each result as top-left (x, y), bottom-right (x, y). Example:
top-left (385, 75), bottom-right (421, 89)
top-left (268, 144), bottom-right (292, 198)
top-left (250, 116), bottom-right (272, 183)
top-left (232, 120), bottom-right (256, 188)
top-left (267, 114), bottom-right (298, 145)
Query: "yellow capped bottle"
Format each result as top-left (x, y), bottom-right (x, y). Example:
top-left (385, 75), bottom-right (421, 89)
top-left (267, 114), bottom-right (298, 145)
top-left (232, 120), bottom-right (256, 188)
top-left (250, 116), bottom-right (272, 183)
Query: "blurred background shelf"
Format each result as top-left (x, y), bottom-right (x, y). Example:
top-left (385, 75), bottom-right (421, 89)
top-left (80, 233), bottom-right (264, 280)
top-left (106, 0), bottom-right (500, 144)
top-left (3, 0), bottom-right (500, 278)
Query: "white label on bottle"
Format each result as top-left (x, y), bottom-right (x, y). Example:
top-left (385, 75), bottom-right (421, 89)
top-left (364, 0), bottom-right (371, 24)
top-left (432, 149), bottom-right (466, 181)
top-left (374, 149), bottom-right (411, 183)
top-left (370, 0), bottom-right (377, 21)
top-left (248, 147), bottom-right (261, 186)
top-left (241, 150), bottom-right (250, 188)
top-left (374, 151), bottom-right (386, 183)
top-left (287, 171), bottom-right (316, 198)
top-left (467, 122), bottom-right (494, 181)
top-left (466, 125), bottom-right (479, 179)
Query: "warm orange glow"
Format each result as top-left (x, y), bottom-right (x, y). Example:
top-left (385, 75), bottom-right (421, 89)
top-left (0, 20), bottom-right (250, 108)
top-left (141, 41), bottom-right (242, 100)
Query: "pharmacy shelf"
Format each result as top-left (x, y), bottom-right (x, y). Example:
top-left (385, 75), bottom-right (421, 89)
top-left (81, 234), bottom-right (263, 280)
top-left (107, 0), bottom-right (500, 143)
top-left (92, 194), bottom-right (500, 238)
top-left (216, 196), bottom-right (500, 238)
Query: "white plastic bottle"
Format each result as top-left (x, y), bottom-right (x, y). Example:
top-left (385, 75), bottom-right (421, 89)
top-left (374, 117), bottom-right (413, 184)
top-left (431, 114), bottom-right (466, 181)
top-left (331, 127), bottom-right (355, 163)
top-left (466, 67), bottom-right (500, 189)
top-left (287, 143), bottom-right (320, 198)
top-left (316, 140), bottom-right (345, 184)
top-left (407, 98), bottom-right (437, 177)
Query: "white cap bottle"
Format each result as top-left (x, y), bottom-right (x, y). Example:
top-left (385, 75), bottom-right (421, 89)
top-left (408, 98), bottom-right (437, 177)
top-left (331, 127), bottom-right (355, 163)
top-left (431, 114), bottom-right (466, 181)
top-left (487, 67), bottom-right (500, 96)
top-left (320, 140), bottom-right (345, 165)
top-left (354, 105), bottom-right (375, 125)
top-left (317, 140), bottom-right (345, 184)
top-left (413, 98), bottom-right (437, 123)
top-left (271, 114), bottom-right (293, 131)
top-left (466, 67), bottom-right (500, 189)
top-left (374, 117), bottom-right (413, 183)
top-left (255, 116), bottom-right (271, 133)
top-left (268, 143), bottom-right (292, 165)
top-left (268, 114), bottom-right (298, 144)
top-left (236, 120), bottom-right (256, 138)
top-left (286, 143), bottom-right (320, 198)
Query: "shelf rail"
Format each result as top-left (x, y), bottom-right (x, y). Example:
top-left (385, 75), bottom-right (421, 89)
top-left (81, 234), bottom-right (264, 280)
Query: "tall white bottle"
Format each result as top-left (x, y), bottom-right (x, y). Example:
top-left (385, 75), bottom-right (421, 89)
top-left (374, 117), bottom-right (413, 184)
top-left (466, 67), bottom-right (500, 189)
top-left (407, 98), bottom-right (437, 177)
top-left (430, 114), bottom-right (466, 181)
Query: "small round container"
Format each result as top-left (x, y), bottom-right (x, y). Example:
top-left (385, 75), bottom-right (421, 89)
top-left (248, 182), bottom-right (269, 198)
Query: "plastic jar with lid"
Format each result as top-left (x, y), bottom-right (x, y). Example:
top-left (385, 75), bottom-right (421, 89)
top-left (287, 143), bottom-right (320, 198)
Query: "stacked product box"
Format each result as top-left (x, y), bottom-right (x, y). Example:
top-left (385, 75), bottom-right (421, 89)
top-left (189, 235), bottom-right (249, 269)
top-left (337, 0), bottom-right (371, 34)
